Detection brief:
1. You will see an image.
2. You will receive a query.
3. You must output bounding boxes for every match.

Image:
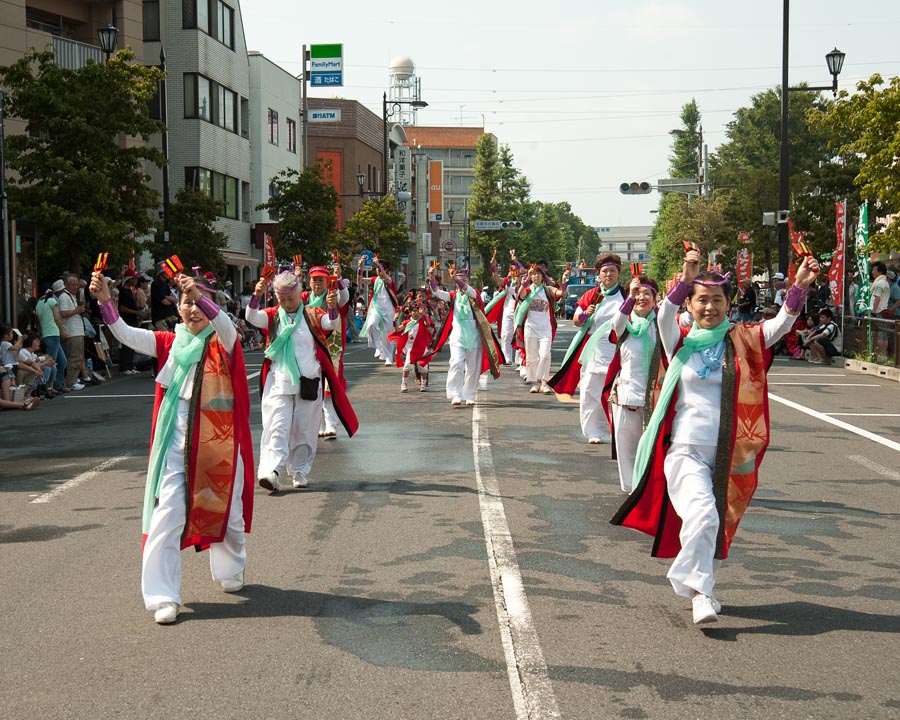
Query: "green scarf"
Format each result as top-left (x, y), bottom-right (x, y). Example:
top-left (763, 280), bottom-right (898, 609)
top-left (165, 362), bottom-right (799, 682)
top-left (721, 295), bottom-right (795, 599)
top-left (630, 319), bottom-right (732, 491)
top-left (307, 291), bottom-right (326, 309)
top-left (143, 323), bottom-right (214, 535)
top-left (265, 306), bottom-right (304, 386)
top-left (561, 285), bottom-right (621, 365)
top-left (360, 278), bottom-right (389, 340)
top-left (514, 284), bottom-right (543, 328)
top-left (453, 290), bottom-right (479, 351)
top-left (625, 309), bottom-right (656, 375)
top-left (484, 289), bottom-right (507, 315)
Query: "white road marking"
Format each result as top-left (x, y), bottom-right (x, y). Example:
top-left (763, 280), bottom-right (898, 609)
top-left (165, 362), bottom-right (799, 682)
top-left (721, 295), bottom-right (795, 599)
top-left (769, 373), bottom-right (847, 377)
top-left (30, 454), bottom-right (133, 504)
top-left (247, 371), bottom-right (261, 380)
top-left (827, 413), bottom-right (900, 417)
top-left (472, 382), bottom-right (560, 720)
top-left (848, 455), bottom-right (900, 482)
top-left (769, 393), bottom-right (900, 453)
top-left (769, 382), bottom-right (880, 386)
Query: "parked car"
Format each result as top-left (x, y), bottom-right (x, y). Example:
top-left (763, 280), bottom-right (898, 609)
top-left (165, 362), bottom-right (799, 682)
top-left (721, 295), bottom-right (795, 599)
top-left (564, 283), bottom-right (594, 319)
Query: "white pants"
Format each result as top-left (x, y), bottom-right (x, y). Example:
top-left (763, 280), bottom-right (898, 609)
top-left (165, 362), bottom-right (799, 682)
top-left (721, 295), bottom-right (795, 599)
top-left (446, 341), bottom-right (482, 403)
top-left (663, 442), bottom-right (720, 599)
top-left (320, 393), bottom-right (338, 434)
top-left (524, 335), bottom-right (552, 383)
top-left (579, 366), bottom-right (611, 441)
top-left (500, 314), bottom-right (515, 364)
top-left (611, 402), bottom-right (643, 492)
top-left (367, 323), bottom-right (395, 363)
top-left (259, 375), bottom-right (323, 480)
top-left (142, 410), bottom-right (246, 610)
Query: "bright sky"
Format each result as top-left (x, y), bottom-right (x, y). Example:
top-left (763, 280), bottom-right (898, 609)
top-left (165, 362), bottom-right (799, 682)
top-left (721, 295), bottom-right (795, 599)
top-left (241, 1), bottom-right (900, 229)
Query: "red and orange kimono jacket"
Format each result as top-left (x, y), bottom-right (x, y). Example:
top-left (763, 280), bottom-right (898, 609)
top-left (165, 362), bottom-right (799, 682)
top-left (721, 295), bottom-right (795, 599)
top-left (147, 331), bottom-right (255, 551)
top-left (611, 323), bottom-right (773, 560)
top-left (258, 305), bottom-right (359, 438)
top-left (302, 288), bottom-right (350, 391)
top-left (388, 315), bottom-right (435, 367)
top-left (420, 290), bottom-right (505, 377)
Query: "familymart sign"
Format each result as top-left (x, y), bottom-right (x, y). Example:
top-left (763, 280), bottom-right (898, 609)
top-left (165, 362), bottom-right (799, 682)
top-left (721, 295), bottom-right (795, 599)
top-left (310, 44), bottom-right (343, 87)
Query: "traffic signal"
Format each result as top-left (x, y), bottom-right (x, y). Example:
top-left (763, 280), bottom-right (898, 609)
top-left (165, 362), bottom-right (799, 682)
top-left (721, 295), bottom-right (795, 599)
top-left (500, 220), bottom-right (523, 230)
top-left (619, 181), bottom-right (652, 195)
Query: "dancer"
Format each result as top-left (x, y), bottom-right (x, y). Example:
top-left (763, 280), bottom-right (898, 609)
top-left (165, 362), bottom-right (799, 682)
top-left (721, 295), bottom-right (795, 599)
top-left (424, 264), bottom-right (503, 406)
top-left (358, 257), bottom-right (399, 366)
top-left (516, 264), bottom-right (563, 394)
top-left (247, 271), bottom-right (358, 493)
top-left (549, 254), bottom-right (626, 443)
top-left (601, 276), bottom-right (660, 492)
top-left (302, 262), bottom-right (350, 440)
top-left (611, 249), bottom-right (820, 624)
top-left (90, 270), bottom-right (254, 625)
top-left (390, 302), bottom-right (434, 392)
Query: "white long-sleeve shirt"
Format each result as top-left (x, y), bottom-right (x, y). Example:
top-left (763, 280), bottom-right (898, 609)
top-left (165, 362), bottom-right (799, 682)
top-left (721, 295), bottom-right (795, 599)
top-left (246, 305), bottom-right (338, 395)
top-left (106, 310), bottom-right (237, 402)
top-left (611, 308), bottom-right (658, 407)
top-left (582, 290), bottom-right (622, 374)
top-left (658, 297), bottom-right (795, 445)
top-left (433, 285), bottom-right (479, 346)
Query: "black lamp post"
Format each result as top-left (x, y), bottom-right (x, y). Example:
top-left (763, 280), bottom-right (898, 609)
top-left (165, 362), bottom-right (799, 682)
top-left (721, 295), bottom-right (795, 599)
top-left (159, 48), bottom-right (171, 255)
top-left (356, 171), bottom-right (366, 196)
top-left (382, 92), bottom-right (427, 196)
top-left (97, 24), bottom-right (118, 63)
top-left (447, 208), bottom-right (455, 268)
top-left (778, 0), bottom-right (845, 273)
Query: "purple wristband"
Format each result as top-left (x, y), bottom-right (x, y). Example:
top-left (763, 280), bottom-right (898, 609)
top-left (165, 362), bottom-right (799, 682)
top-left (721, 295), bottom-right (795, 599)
top-left (195, 294), bottom-right (220, 319)
top-left (327, 306), bottom-right (339, 320)
top-left (576, 309), bottom-right (588, 323)
top-left (620, 297), bottom-right (636, 315)
top-left (455, 278), bottom-right (466, 289)
top-left (99, 300), bottom-right (120, 325)
top-left (377, 263), bottom-right (385, 273)
top-left (667, 280), bottom-right (693, 307)
top-left (785, 284), bottom-right (807, 313)
top-left (338, 278), bottom-right (348, 291)
top-left (249, 294), bottom-right (262, 310)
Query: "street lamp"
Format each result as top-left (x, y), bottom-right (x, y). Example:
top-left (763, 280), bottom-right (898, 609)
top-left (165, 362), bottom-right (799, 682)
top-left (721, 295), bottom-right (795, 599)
top-left (382, 92), bottom-right (427, 196)
top-left (97, 24), bottom-right (118, 63)
top-left (447, 208), bottom-right (455, 268)
top-left (356, 172), bottom-right (366, 196)
top-left (778, 0), bottom-right (845, 272)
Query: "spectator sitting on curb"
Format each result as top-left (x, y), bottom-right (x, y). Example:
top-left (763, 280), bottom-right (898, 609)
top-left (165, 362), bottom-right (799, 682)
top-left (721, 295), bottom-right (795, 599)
top-left (804, 308), bottom-right (842, 365)
top-left (17, 333), bottom-right (56, 398)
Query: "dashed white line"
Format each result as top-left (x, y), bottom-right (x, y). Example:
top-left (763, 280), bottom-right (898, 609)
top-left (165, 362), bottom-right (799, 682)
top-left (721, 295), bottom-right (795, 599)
top-left (472, 381), bottom-right (560, 720)
top-left (30, 454), bottom-right (133, 504)
top-left (848, 455), bottom-right (900, 482)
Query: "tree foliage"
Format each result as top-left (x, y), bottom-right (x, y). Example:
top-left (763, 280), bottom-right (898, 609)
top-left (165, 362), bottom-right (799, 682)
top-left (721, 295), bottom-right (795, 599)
top-left (257, 163), bottom-right (339, 263)
top-left (0, 49), bottom-right (165, 276)
top-left (144, 187), bottom-right (228, 274)
top-left (337, 196), bottom-right (409, 267)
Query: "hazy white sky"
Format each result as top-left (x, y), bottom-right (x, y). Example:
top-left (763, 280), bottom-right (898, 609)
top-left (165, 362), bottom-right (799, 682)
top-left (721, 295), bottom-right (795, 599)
top-left (241, 1), bottom-right (900, 228)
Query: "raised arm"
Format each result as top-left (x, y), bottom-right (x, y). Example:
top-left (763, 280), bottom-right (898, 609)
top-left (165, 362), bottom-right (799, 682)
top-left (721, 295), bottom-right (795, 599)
top-left (91, 272), bottom-right (157, 357)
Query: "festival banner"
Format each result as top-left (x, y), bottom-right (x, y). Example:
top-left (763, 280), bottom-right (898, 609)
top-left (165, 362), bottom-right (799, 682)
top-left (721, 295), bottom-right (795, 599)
top-left (854, 203), bottom-right (870, 313)
top-left (263, 233), bottom-right (276, 268)
top-left (736, 248), bottom-right (753, 284)
top-left (829, 200), bottom-right (847, 311)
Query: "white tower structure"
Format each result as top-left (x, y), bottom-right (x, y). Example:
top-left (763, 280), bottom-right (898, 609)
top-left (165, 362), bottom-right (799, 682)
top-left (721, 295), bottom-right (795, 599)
top-left (388, 56), bottom-right (422, 126)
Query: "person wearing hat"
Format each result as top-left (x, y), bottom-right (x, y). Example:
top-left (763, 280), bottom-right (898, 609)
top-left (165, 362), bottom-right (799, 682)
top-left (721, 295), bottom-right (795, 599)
top-left (302, 264), bottom-right (350, 439)
top-left (771, 273), bottom-right (786, 307)
top-left (549, 253), bottom-right (626, 444)
top-left (357, 257), bottom-right (399, 365)
top-left (56, 274), bottom-right (87, 391)
top-left (117, 273), bottom-right (143, 375)
top-left (35, 281), bottom-right (68, 394)
top-left (422, 263), bottom-right (503, 406)
top-left (150, 266), bottom-right (177, 331)
top-left (516, 264), bottom-right (563, 394)
top-left (90, 270), bottom-right (255, 625)
top-left (247, 269), bottom-right (358, 492)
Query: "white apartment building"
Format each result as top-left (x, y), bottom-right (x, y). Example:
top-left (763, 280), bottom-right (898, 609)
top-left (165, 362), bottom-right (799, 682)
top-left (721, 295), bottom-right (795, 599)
top-left (596, 226), bottom-right (653, 265)
top-left (142, 0), bottom-right (256, 284)
top-left (248, 52), bottom-right (301, 230)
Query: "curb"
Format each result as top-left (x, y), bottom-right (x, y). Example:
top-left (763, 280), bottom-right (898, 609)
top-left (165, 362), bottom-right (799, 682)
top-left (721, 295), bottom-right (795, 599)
top-left (843, 358), bottom-right (900, 382)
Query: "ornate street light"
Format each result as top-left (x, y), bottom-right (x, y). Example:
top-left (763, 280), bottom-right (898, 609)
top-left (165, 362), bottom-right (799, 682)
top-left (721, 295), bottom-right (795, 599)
top-left (382, 92), bottom-right (427, 196)
top-left (97, 24), bottom-right (118, 63)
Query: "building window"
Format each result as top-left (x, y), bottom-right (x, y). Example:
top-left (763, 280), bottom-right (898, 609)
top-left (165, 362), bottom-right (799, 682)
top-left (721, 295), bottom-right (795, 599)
top-left (286, 118), bottom-right (297, 153)
top-left (185, 167), bottom-right (239, 219)
top-left (184, 73), bottom-right (238, 133)
top-left (196, 0), bottom-right (209, 32)
top-left (143, 1), bottom-right (160, 41)
top-left (216, 1), bottom-right (234, 49)
top-left (184, 0), bottom-right (234, 50)
top-left (268, 183), bottom-right (279, 220)
top-left (268, 109), bottom-right (279, 145)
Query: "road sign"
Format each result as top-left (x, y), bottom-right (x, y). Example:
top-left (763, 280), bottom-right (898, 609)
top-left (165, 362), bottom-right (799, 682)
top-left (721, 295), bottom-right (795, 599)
top-left (442, 240), bottom-right (456, 252)
top-left (309, 109), bottom-right (342, 123)
top-left (474, 220), bottom-right (502, 230)
top-left (359, 249), bottom-right (374, 268)
top-left (310, 44), bottom-right (343, 87)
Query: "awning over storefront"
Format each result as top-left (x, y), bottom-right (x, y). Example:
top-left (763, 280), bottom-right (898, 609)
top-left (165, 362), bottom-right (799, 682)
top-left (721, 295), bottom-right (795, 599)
top-left (223, 252), bottom-right (259, 267)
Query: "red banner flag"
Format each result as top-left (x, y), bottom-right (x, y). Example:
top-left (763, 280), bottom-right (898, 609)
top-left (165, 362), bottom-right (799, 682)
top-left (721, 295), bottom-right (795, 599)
top-left (263, 233), bottom-right (276, 268)
top-left (829, 200), bottom-right (846, 311)
top-left (736, 248), bottom-right (753, 284)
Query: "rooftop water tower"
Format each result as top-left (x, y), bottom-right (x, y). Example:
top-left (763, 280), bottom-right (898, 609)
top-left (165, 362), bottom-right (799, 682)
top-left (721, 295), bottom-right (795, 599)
top-left (388, 56), bottom-right (422, 126)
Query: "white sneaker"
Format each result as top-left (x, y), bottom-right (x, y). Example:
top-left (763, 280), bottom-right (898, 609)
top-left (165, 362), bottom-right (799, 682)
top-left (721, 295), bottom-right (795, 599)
top-left (290, 472), bottom-right (308, 489)
top-left (541, 383), bottom-right (553, 395)
top-left (70, 383), bottom-right (85, 391)
top-left (221, 572), bottom-right (244, 593)
top-left (321, 428), bottom-right (337, 440)
top-left (154, 602), bottom-right (179, 624)
top-left (465, 400), bottom-right (476, 406)
top-left (451, 398), bottom-right (462, 406)
top-left (384, 360), bottom-right (393, 366)
top-left (692, 594), bottom-right (719, 624)
top-left (529, 384), bottom-right (540, 393)
top-left (710, 596), bottom-right (722, 614)
top-left (400, 382), bottom-right (409, 393)
top-left (92, 371), bottom-right (105, 383)
top-left (588, 437), bottom-right (603, 445)
top-left (258, 471), bottom-right (282, 493)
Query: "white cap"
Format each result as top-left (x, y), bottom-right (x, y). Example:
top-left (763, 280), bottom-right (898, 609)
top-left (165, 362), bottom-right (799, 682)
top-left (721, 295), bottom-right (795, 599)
top-left (773, 272), bottom-right (785, 280)
top-left (51, 279), bottom-right (65, 292)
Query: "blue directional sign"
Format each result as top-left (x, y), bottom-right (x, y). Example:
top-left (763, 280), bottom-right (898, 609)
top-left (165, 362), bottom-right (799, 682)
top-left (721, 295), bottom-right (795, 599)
top-left (359, 250), bottom-right (375, 268)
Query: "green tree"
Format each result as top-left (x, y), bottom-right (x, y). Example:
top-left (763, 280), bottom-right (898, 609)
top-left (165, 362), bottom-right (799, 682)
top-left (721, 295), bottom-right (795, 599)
top-left (257, 163), bottom-right (339, 263)
top-left (338, 196), bottom-right (409, 267)
top-left (808, 73), bottom-right (900, 251)
top-left (669, 99), bottom-right (702, 181)
top-left (145, 187), bottom-right (228, 274)
top-left (467, 134), bottom-right (504, 275)
top-left (0, 49), bottom-right (164, 277)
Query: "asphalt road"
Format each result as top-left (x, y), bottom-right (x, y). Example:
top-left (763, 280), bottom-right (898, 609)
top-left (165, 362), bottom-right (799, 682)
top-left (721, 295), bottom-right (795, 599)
top-left (1, 321), bottom-right (899, 720)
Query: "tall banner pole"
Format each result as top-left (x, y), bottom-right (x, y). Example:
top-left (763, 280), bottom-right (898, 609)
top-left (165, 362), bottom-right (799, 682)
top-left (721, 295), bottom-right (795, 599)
top-left (854, 202), bottom-right (871, 356)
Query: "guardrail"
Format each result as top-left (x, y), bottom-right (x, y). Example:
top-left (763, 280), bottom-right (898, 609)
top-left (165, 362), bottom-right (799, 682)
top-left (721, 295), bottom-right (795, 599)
top-left (840, 314), bottom-right (900, 367)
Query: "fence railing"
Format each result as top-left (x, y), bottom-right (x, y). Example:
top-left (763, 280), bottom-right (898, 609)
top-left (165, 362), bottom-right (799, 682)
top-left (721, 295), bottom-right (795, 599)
top-left (839, 313), bottom-right (900, 366)
top-left (51, 36), bottom-right (102, 70)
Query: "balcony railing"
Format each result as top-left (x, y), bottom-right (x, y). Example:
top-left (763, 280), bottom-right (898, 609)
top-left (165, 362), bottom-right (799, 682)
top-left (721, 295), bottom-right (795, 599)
top-left (51, 35), bottom-right (103, 70)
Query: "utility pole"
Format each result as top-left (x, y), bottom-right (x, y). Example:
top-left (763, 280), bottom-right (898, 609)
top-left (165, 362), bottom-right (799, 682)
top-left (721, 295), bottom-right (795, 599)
top-left (159, 48), bottom-right (171, 256)
top-left (301, 45), bottom-right (309, 168)
top-left (0, 89), bottom-right (11, 324)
